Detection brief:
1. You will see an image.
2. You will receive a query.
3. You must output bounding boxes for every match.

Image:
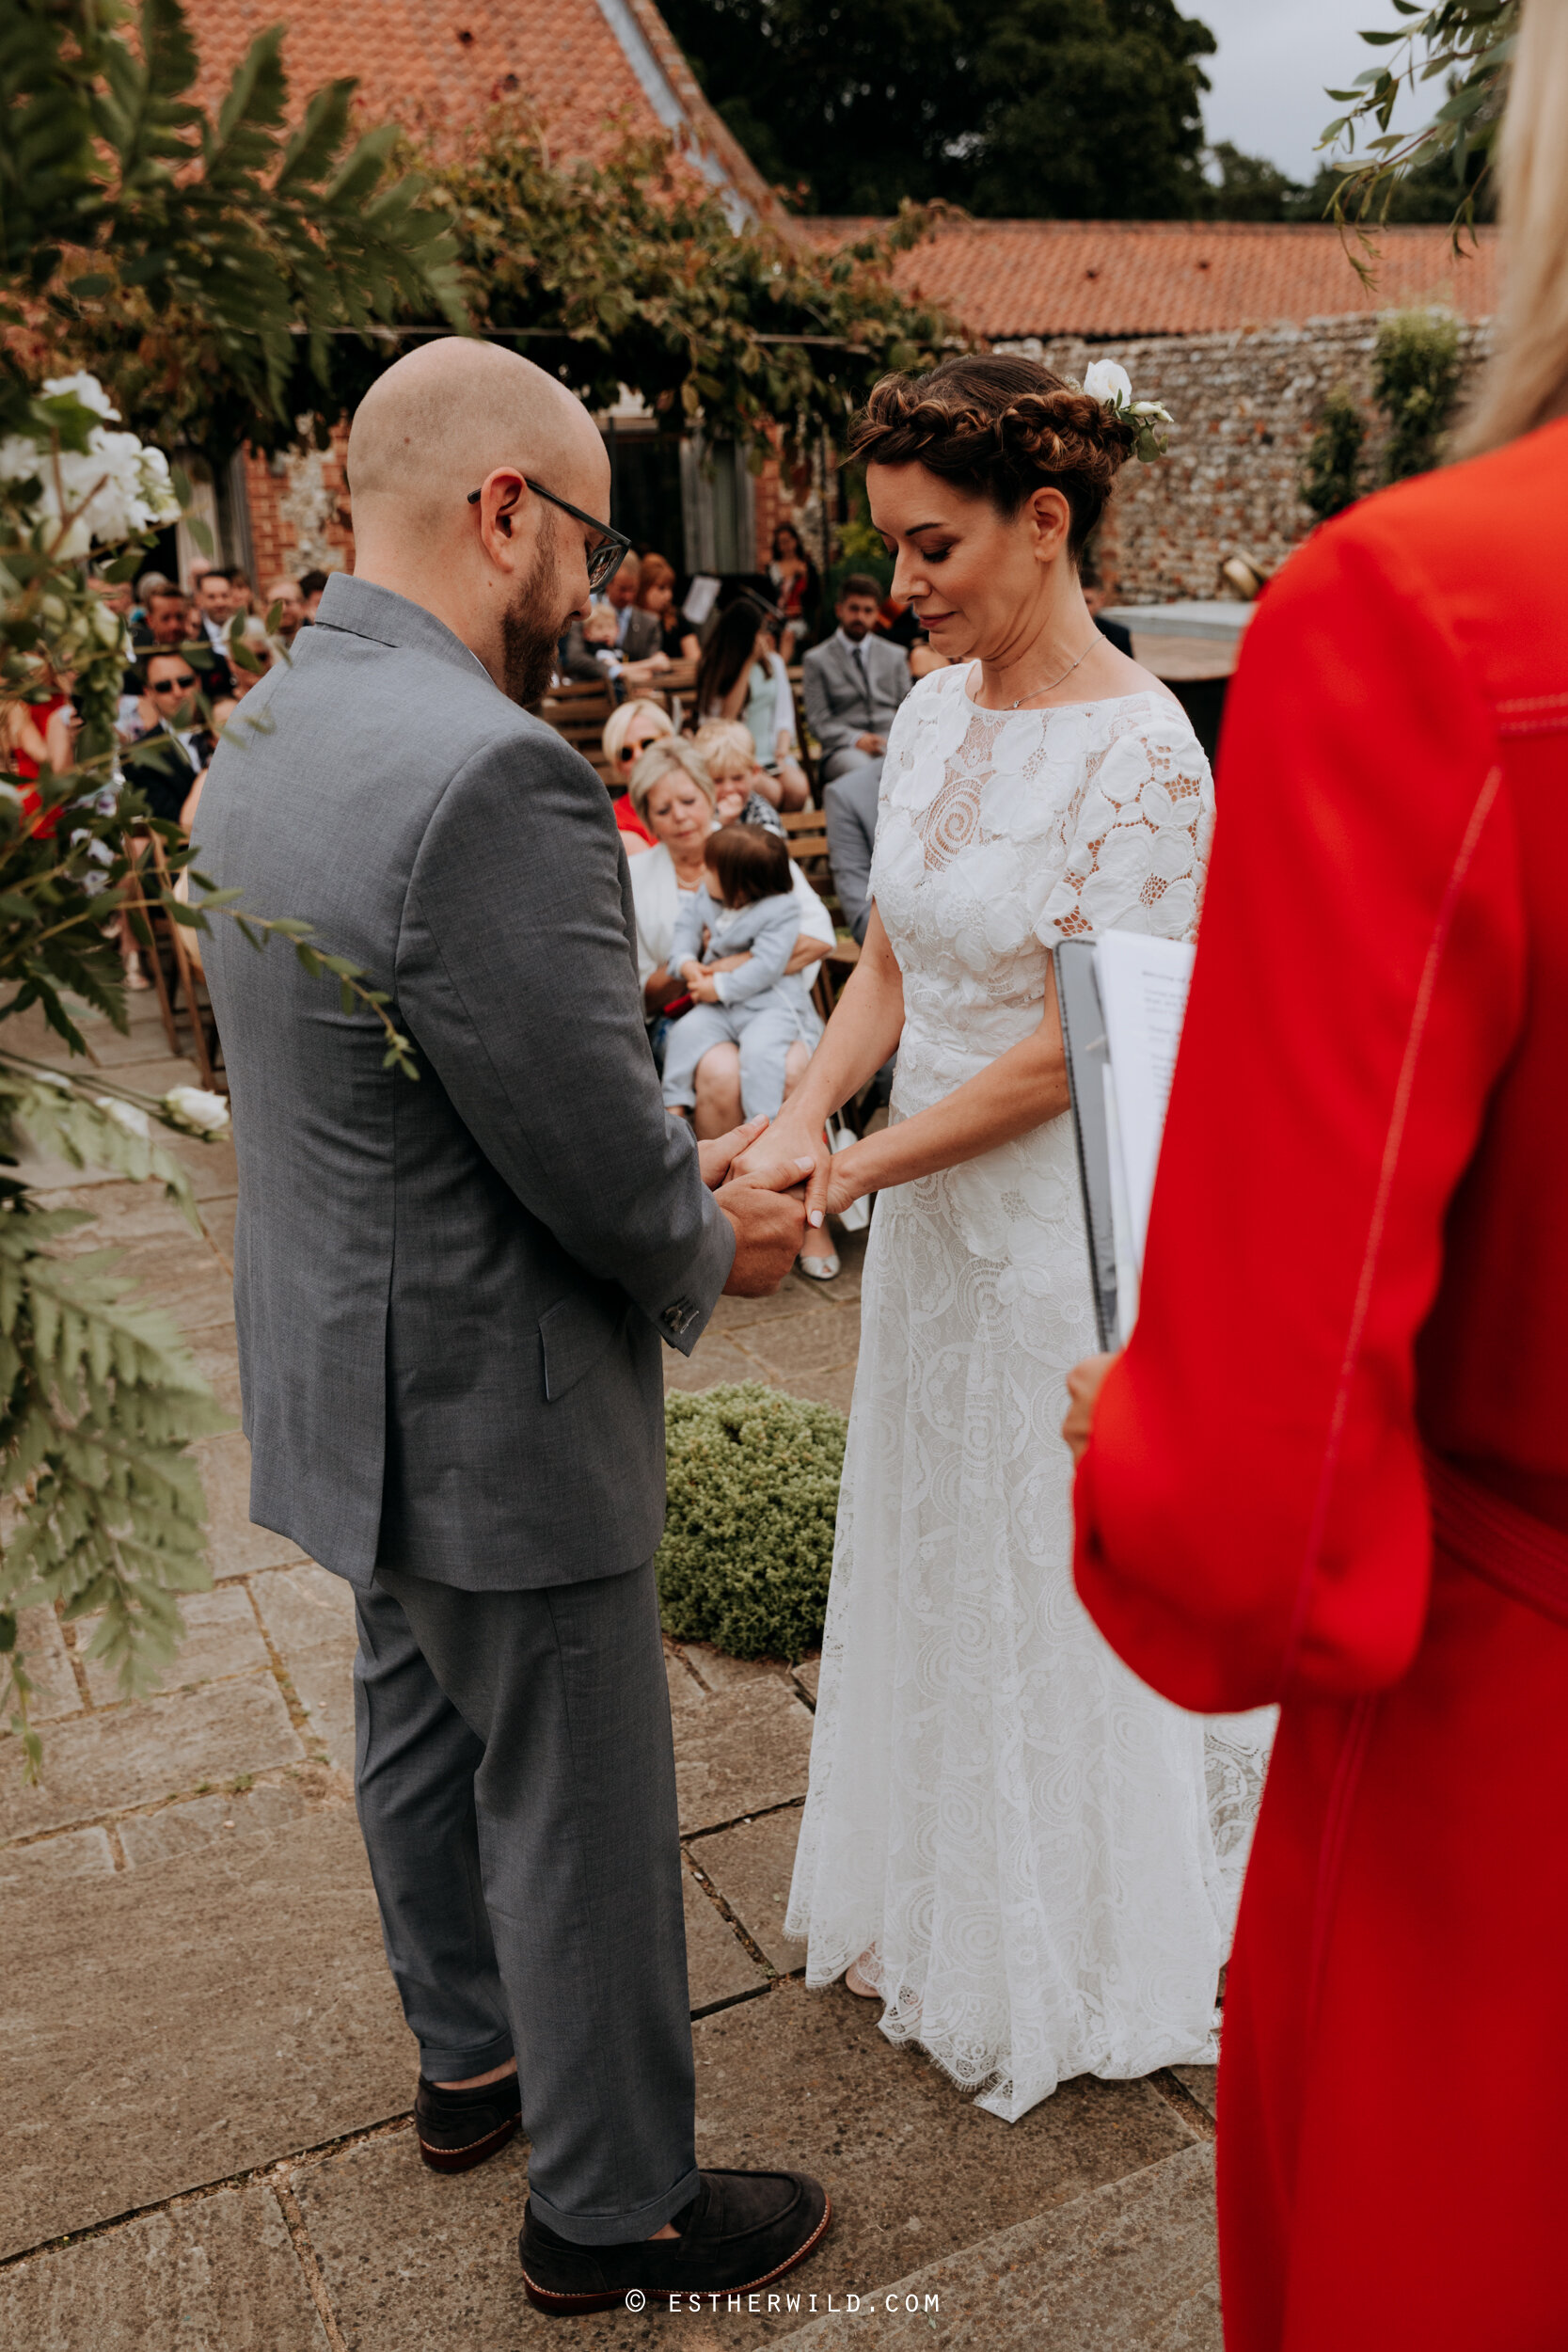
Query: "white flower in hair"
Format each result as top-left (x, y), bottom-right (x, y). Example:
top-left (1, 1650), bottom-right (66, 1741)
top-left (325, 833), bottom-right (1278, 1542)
top-left (1084, 359), bottom-right (1133, 409)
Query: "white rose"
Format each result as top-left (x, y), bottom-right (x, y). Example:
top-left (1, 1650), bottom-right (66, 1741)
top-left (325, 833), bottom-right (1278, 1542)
top-left (97, 1096), bottom-right (150, 1138)
top-left (42, 373), bottom-right (120, 421)
top-left (163, 1085), bottom-right (230, 1135)
top-left (1084, 359), bottom-right (1133, 409)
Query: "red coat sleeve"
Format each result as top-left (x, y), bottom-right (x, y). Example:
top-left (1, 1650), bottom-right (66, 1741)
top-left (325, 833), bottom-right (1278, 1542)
top-left (1072, 505), bottom-right (1528, 1713)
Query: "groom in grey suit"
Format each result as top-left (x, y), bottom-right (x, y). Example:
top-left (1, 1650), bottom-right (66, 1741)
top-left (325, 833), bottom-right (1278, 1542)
top-left (198, 341), bottom-right (829, 2312)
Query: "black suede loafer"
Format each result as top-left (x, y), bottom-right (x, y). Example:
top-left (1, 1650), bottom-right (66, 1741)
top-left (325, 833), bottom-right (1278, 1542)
top-left (518, 2168), bottom-right (831, 2314)
top-left (414, 2071), bottom-right (522, 2173)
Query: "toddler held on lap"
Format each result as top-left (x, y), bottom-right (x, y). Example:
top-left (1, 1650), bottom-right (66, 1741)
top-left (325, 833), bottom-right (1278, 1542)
top-left (662, 825), bottom-right (813, 1123)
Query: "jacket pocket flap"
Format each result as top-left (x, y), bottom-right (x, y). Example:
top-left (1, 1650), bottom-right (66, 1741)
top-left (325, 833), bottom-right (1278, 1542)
top-left (539, 1289), bottom-right (628, 1404)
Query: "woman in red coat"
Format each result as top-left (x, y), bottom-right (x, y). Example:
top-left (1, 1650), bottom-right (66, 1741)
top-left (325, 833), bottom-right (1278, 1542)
top-left (1067, 11), bottom-right (1568, 2346)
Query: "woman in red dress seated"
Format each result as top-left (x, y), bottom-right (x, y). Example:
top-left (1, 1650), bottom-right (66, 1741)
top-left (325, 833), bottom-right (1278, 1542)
top-left (1067, 10), bottom-right (1568, 2344)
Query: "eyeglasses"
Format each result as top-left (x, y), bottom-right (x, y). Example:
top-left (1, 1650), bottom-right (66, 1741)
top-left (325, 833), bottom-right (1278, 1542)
top-left (466, 476), bottom-right (631, 596)
top-left (617, 738), bottom-right (661, 764)
top-left (150, 675), bottom-right (198, 693)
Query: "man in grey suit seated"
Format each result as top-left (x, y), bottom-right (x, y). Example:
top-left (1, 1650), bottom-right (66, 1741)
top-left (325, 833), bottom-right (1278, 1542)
top-left (198, 341), bottom-right (830, 2315)
top-left (800, 574), bottom-right (911, 783)
top-left (559, 550), bottom-right (663, 681)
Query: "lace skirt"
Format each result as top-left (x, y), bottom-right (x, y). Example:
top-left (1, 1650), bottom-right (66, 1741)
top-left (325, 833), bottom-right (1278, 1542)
top-left (785, 1143), bottom-right (1273, 2122)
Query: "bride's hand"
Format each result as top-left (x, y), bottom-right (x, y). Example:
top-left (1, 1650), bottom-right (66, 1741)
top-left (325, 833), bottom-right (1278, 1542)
top-left (733, 1111), bottom-right (829, 1201)
top-left (1062, 1353), bottom-right (1118, 1464)
top-left (697, 1114), bottom-right (769, 1189)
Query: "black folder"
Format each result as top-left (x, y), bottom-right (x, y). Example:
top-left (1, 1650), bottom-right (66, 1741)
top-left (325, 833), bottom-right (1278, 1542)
top-left (1053, 941), bottom-right (1120, 1354)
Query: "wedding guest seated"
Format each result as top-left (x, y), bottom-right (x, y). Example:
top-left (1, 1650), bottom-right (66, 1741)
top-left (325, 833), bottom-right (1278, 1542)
top-left (601, 697), bottom-right (673, 853)
top-left (122, 651), bottom-right (214, 823)
top-left (628, 738), bottom-right (837, 1274)
top-left (638, 552), bottom-right (700, 662)
top-left (909, 637), bottom-right (950, 680)
top-left (691, 719), bottom-right (785, 834)
top-left (134, 582), bottom-right (193, 653)
top-left (561, 552), bottom-right (664, 680)
top-left (801, 576), bottom-right (911, 781)
top-left (661, 824), bottom-right (816, 1121)
top-left (768, 521), bottom-right (821, 660)
top-left (821, 760), bottom-right (879, 946)
top-left (265, 576), bottom-right (308, 644)
top-left (693, 601), bottom-right (809, 810)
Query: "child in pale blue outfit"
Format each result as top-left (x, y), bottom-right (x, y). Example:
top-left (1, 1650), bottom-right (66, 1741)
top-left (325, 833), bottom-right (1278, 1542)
top-left (661, 824), bottom-right (816, 1121)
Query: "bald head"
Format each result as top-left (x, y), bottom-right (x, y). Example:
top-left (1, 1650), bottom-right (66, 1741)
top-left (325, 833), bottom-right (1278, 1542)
top-left (347, 340), bottom-right (606, 548)
top-left (344, 340), bottom-right (615, 704)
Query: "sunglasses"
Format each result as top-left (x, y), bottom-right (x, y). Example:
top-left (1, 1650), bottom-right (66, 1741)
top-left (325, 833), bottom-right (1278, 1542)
top-left (150, 675), bottom-right (198, 692)
top-left (466, 476), bottom-right (630, 596)
top-left (617, 737), bottom-right (662, 764)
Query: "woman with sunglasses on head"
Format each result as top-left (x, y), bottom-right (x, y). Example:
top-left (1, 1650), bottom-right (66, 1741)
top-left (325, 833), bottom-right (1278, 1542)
top-left (601, 699), bottom-right (673, 855)
top-left (694, 602), bottom-right (810, 812)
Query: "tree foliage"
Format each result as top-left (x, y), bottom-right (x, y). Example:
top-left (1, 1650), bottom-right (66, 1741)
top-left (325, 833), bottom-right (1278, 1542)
top-left (429, 117), bottom-right (959, 456)
top-left (1322, 1), bottom-right (1517, 236)
top-left (1, 0), bottom-right (452, 1770)
top-left (6, 0), bottom-right (465, 458)
top-left (1301, 385), bottom-right (1368, 521)
top-left (658, 0), bottom-right (1216, 217)
top-left (1372, 308), bottom-right (1464, 481)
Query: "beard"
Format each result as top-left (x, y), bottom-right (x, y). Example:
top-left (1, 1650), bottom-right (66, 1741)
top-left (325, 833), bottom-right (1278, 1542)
top-left (499, 549), bottom-right (568, 707)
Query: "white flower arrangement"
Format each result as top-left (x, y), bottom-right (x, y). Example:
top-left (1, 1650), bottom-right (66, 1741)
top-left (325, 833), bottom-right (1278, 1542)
top-left (1081, 358), bottom-right (1175, 464)
top-left (0, 373), bottom-right (181, 561)
top-left (161, 1085), bottom-right (231, 1136)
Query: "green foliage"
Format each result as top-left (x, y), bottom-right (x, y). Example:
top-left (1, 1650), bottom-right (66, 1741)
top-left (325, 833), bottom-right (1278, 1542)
top-left (656, 1385), bottom-right (847, 1661)
top-left (1301, 385), bottom-right (1369, 521)
top-left (1321, 2), bottom-right (1518, 239)
top-left (5, 0), bottom-right (465, 459)
top-left (1373, 309), bottom-right (1464, 481)
top-left (659, 0), bottom-right (1216, 217)
top-left (0, 1066), bottom-right (231, 1772)
top-left (429, 119), bottom-right (958, 457)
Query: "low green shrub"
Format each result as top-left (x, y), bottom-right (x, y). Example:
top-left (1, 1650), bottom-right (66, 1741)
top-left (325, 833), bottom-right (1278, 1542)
top-left (656, 1384), bottom-right (847, 1661)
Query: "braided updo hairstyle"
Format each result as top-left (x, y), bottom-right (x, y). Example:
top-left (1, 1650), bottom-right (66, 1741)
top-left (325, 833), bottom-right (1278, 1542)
top-left (848, 354), bottom-right (1136, 561)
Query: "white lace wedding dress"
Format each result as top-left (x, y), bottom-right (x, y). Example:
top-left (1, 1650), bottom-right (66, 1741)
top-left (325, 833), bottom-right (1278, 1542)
top-left (785, 661), bottom-right (1274, 2122)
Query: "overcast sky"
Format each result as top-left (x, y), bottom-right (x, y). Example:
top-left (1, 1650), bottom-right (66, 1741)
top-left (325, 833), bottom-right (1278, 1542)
top-left (1194, 0), bottom-right (1416, 183)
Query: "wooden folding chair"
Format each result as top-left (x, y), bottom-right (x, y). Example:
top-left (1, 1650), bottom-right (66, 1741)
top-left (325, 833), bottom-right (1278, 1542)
top-left (125, 839), bottom-right (220, 1090)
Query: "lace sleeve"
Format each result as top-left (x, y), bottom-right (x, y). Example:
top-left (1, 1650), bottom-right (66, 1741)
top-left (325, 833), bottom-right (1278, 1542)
top-left (1037, 706), bottom-right (1214, 947)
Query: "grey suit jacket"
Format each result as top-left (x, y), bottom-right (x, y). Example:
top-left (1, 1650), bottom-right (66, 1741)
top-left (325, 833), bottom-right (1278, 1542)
top-left (800, 633), bottom-right (911, 760)
top-left (822, 760), bottom-right (881, 945)
top-left (560, 605), bottom-right (662, 681)
top-left (198, 574), bottom-right (735, 1593)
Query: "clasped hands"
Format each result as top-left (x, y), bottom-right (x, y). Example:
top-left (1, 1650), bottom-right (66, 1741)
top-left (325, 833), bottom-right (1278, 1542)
top-left (698, 1114), bottom-right (815, 1296)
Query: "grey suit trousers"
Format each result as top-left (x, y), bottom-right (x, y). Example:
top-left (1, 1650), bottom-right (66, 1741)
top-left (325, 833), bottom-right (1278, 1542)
top-left (353, 1560), bottom-right (698, 2244)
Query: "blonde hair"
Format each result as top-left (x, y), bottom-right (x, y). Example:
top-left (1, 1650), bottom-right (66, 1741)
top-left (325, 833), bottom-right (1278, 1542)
top-left (627, 738), bottom-right (716, 823)
top-left (602, 696), bottom-right (673, 766)
top-left (1459, 0), bottom-right (1568, 454)
top-left (691, 718), bottom-right (756, 776)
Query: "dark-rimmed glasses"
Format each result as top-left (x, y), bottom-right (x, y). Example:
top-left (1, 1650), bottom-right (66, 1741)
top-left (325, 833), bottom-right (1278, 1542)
top-left (466, 477), bottom-right (630, 596)
top-left (150, 673), bottom-right (198, 694)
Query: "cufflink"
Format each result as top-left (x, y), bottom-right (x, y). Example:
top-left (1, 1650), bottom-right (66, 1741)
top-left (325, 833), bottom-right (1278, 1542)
top-left (662, 1297), bottom-right (699, 1339)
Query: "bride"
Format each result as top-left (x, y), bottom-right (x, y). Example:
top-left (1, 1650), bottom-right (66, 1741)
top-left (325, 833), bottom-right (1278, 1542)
top-left (743, 354), bottom-right (1271, 2122)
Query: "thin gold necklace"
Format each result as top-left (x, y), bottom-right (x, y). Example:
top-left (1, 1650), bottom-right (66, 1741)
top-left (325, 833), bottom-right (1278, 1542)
top-left (1001, 637), bottom-right (1098, 711)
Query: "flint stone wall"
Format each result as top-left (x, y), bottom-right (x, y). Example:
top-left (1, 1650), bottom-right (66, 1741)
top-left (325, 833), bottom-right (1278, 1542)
top-left (999, 314), bottom-right (1493, 605)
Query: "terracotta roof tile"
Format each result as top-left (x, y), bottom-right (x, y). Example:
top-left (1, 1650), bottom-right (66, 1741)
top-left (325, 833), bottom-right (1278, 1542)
top-left (805, 218), bottom-right (1498, 339)
top-left (192, 0), bottom-right (773, 211)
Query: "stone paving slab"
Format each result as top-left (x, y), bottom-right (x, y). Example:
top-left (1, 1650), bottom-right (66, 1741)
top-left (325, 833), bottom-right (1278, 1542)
top-left (2, 1806), bottom-right (411, 2256)
top-left (673, 1680), bottom-right (816, 1834)
top-left (11, 1603), bottom-right (83, 1720)
top-left (285, 1979), bottom-right (1197, 2352)
top-left (79, 1582), bottom-right (267, 1707)
top-left (0, 1675), bottom-right (301, 1840)
top-left (683, 1859), bottom-right (768, 2010)
top-left (196, 1430), bottom-right (308, 1577)
top-left (690, 1807), bottom-right (808, 1976)
top-left (0, 2181), bottom-right (332, 2352)
top-left (249, 1563), bottom-right (360, 1770)
top-left (773, 2143), bottom-right (1221, 2351)
top-left (0, 1822), bottom-right (115, 1886)
top-left (1172, 2067), bottom-right (1217, 2121)
top-left (118, 1771), bottom-right (328, 1867)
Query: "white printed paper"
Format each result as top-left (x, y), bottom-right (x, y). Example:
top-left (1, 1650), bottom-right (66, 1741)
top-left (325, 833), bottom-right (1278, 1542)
top-left (1094, 930), bottom-right (1197, 1288)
